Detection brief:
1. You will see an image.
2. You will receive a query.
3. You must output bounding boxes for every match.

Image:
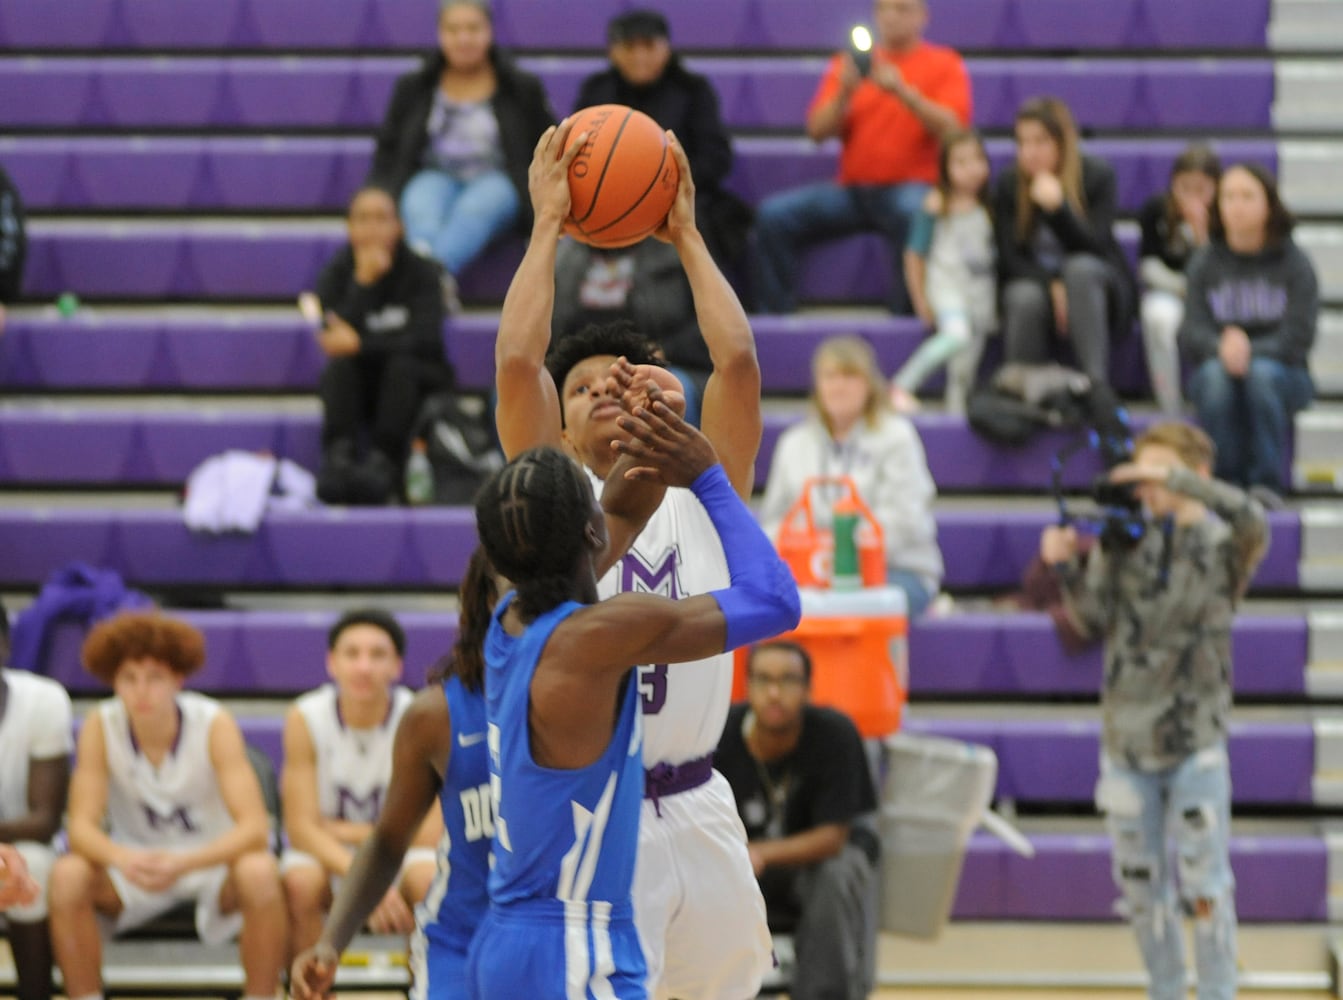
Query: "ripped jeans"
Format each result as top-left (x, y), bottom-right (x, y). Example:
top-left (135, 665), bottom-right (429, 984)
top-left (1096, 745), bottom-right (1237, 1000)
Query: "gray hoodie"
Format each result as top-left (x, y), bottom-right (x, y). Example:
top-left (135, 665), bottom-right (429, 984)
top-left (1177, 238), bottom-right (1318, 368)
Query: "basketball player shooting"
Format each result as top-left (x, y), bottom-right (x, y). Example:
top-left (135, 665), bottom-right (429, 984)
top-left (495, 116), bottom-right (773, 999)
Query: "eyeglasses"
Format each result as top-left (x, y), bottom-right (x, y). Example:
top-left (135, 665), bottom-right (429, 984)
top-left (748, 674), bottom-right (807, 691)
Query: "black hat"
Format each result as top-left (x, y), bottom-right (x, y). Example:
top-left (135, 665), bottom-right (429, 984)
top-left (608, 9), bottom-right (670, 43)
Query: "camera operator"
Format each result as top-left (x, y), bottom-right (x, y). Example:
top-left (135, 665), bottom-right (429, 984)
top-left (1039, 421), bottom-right (1267, 1000)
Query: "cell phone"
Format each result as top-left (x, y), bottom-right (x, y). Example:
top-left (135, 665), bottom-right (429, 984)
top-left (849, 25), bottom-right (873, 77)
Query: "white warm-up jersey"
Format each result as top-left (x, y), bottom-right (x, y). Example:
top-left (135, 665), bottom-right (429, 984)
top-left (0, 670), bottom-right (74, 826)
top-left (101, 691), bottom-right (234, 849)
top-left (592, 470), bottom-right (733, 766)
top-left (295, 683), bottom-right (413, 823)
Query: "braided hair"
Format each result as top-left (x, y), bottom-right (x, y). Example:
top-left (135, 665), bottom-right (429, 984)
top-left (426, 545), bottom-right (500, 693)
top-left (475, 447), bottom-right (596, 622)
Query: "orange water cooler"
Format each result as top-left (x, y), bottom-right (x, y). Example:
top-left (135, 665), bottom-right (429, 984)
top-left (732, 585), bottom-right (909, 738)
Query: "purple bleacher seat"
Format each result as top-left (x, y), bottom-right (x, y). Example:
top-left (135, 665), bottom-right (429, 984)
top-left (0, 403), bottom-right (1297, 499)
top-left (952, 833), bottom-right (1325, 922)
top-left (3, 136), bottom-right (1277, 213)
top-left (0, 0), bottom-right (1269, 51)
top-left (903, 717), bottom-right (1315, 805)
top-left (0, 507), bottom-right (1301, 592)
top-left (0, 56), bottom-right (1272, 131)
top-left (0, 311), bottom-right (1159, 397)
top-left (907, 614), bottom-right (1308, 699)
top-left (43, 611), bottom-right (460, 694)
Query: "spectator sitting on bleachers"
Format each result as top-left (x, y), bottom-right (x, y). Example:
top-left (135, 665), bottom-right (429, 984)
top-left (992, 97), bottom-right (1135, 388)
top-left (369, 0), bottom-right (555, 303)
top-left (290, 548), bottom-right (499, 1000)
top-left (889, 128), bottom-right (997, 415)
top-left (1138, 144), bottom-right (1222, 415)
top-left (552, 238), bottom-right (711, 426)
top-left (716, 641), bottom-right (879, 1000)
top-left (575, 9), bottom-right (752, 270)
top-left (752, 0), bottom-right (971, 315)
top-left (1180, 163), bottom-right (1317, 498)
top-left (0, 603), bottom-right (73, 1000)
top-left (280, 609), bottom-right (440, 960)
top-left (311, 185), bottom-right (452, 506)
top-left (49, 611), bottom-right (286, 1000)
top-left (1039, 422), bottom-right (1267, 1000)
top-left (759, 335), bottom-right (943, 615)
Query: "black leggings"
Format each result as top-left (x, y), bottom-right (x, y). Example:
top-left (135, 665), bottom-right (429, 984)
top-left (319, 353), bottom-right (453, 460)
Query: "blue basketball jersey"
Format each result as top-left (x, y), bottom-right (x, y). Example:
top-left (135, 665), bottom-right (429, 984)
top-left (483, 593), bottom-right (644, 910)
top-left (411, 675), bottom-right (492, 999)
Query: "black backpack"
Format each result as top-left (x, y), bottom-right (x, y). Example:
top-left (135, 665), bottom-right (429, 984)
top-left (967, 363), bottom-right (1091, 445)
top-left (411, 390), bottom-right (505, 504)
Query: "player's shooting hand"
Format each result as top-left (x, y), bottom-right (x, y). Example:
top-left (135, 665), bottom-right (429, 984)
top-left (528, 119), bottom-right (587, 237)
top-left (367, 887), bottom-right (415, 935)
top-left (651, 132), bottom-right (697, 247)
top-left (1039, 525), bottom-right (1079, 564)
top-left (290, 941), bottom-right (340, 1000)
top-left (613, 388), bottom-right (717, 486)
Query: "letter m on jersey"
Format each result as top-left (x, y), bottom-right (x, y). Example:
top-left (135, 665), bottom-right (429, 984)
top-left (620, 546), bottom-right (682, 598)
top-left (336, 785), bottom-right (384, 822)
top-left (142, 802), bottom-right (198, 834)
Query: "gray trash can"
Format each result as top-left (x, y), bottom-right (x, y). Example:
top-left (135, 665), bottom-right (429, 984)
top-left (878, 731), bottom-right (998, 939)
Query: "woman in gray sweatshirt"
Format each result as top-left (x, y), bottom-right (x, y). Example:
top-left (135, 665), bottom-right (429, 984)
top-left (1178, 163), bottom-right (1316, 493)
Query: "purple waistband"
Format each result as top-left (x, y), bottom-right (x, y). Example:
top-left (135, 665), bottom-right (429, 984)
top-left (644, 753), bottom-right (713, 807)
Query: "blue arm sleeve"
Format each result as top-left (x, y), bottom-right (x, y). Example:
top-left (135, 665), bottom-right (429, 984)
top-left (689, 464), bottom-right (802, 651)
top-left (905, 207), bottom-right (935, 256)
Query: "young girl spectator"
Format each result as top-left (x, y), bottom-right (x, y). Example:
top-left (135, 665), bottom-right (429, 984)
top-left (759, 335), bottom-right (943, 616)
top-left (890, 129), bottom-right (996, 414)
top-left (369, 0), bottom-right (554, 305)
top-left (1179, 163), bottom-right (1317, 496)
top-left (992, 97), bottom-right (1135, 386)
top-left (1138, 144), bottom-right (1222, 413)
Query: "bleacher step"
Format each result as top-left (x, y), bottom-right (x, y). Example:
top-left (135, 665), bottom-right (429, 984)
top-left (1301, 508), bottom-right (1343, 591)
top-left (1270, 0), bottom-right (1343, 51)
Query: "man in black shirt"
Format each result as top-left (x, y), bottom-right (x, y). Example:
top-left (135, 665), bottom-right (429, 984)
top-left (575, 9), bottom-right (752, 270)
top-left (716, 641), bottom-right (879, 1000)
top-left (311, 186), bottom-right (451, 503)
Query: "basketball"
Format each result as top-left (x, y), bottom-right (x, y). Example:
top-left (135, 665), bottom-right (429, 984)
top-left (563, 104), bottom-right (681, 249)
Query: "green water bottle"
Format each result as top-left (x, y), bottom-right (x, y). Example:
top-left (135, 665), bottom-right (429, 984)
top-left (831, 496), bottom-right (862, 591)
top-left (405, 439), bottom-right (434, 506)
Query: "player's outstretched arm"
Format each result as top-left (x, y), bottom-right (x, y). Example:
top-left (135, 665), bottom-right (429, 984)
top-left (291, 688), bottom-right (449, 999)
top-left (657, 132), bottom-right (762, 498)
top-left (495, 118), bottom-right (586, 458)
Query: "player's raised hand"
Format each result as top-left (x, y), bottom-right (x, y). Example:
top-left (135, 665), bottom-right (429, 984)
top-left (651, 131), bottom-right (697, 246)
top-left (528, 118), bottom-right (587, 237)
top-left (614, 387), bottom-right (717, 487)
top-left (290, 941), bottom-right (340, 1000)
top-left (606, 357), bottom-right (687, 419)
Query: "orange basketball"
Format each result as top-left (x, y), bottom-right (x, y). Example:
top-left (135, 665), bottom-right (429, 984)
top-left (563, 105), bottom-right (680, 249)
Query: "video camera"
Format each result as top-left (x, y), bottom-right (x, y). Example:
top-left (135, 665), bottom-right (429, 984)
top-left (1051, 420), bottom-right (1147, 552)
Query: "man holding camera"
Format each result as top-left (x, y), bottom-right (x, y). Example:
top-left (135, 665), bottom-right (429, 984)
top-left (1040, 422), bottom-right (1267, 1000)
top-left (752, 0), bottom-right (970, 314)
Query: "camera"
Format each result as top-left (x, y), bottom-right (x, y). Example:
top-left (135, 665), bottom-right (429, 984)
top-left (1052, 429), bottom-right (1146, 552)
top-left (849, 25), bottom-right (873, 76)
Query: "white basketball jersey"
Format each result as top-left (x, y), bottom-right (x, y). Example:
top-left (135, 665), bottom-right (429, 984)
top-left (100, 691), bottom-right (235, 849)
top-left (295, 684), bottom-right (413, 824)
top-left (591, 470), bottom-right (733, 765)
top-left (0, 670), bottom-right (73, 826)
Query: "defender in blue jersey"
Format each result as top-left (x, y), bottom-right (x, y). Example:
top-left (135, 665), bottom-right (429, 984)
top-left (292, 437), bottom-right (672, 1000)
top-left (469, 404), bottom-right (800, 999)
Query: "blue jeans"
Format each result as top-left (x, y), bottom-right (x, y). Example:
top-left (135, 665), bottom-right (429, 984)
top-left (400, 167), bottom-right (520, 277)
top-left (1096, 745), bottom-right (1237, 1000)
top-left (887, 569), bottom-right (934, 617)
top-left (1187, 357), bottom-right (1313, 489)
top-left (752, 181), bottom-right (930, 314)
